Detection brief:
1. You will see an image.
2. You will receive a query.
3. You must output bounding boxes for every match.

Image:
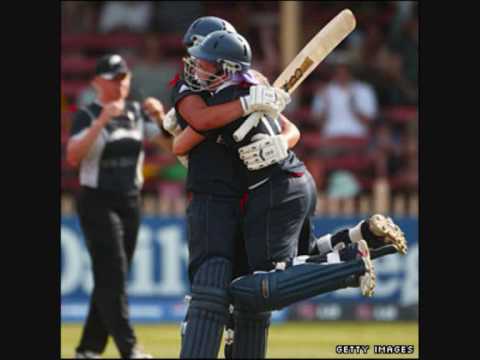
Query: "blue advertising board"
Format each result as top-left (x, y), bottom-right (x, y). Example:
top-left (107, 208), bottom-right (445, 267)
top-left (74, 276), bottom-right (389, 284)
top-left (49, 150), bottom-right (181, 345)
top-left (61, 216), bottom-right (417, 323)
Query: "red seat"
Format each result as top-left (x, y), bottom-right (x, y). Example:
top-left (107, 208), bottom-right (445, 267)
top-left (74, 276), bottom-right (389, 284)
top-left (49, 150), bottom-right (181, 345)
top-left (382, 106), bottom-right (417, 123)
top-left (62, 81), bottom-right (89, 98)
top-left (324, 155), bottom-right (372, 172)
top-left (61, 57), bottom-right (97, 75)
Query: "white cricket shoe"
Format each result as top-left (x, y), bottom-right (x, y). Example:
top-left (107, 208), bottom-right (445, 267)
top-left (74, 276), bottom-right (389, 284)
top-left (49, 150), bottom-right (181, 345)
top-left (357, 240), bottom-right (376, 297)
top-left (129, 347), bottom-right (153, 359)
top-left (75, 351), bottom-right (101, 359)
top-left (369, 214), bottom-right (408, 255)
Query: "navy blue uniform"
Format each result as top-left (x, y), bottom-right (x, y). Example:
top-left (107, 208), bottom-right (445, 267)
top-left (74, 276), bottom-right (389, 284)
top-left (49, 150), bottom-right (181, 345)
top-left (172, 78), bottom-right (251, 358)
top-left (203, 82), bottom-right (318, 272)
top-left (171, 79), bottom-right (249, 282)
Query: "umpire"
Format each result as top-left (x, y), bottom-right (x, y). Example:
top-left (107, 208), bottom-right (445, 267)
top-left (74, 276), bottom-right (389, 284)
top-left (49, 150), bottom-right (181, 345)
top-left (66, 54), bottom-right (165, 359)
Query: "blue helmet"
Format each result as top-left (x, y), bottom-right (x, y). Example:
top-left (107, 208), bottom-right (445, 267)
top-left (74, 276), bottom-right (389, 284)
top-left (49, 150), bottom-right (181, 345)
top-left (188, 30), bottom-right (251, 72)
top-left (184, 30), bottom-right (252, 91)
top-left (182, 16), bottom-right (236, 48)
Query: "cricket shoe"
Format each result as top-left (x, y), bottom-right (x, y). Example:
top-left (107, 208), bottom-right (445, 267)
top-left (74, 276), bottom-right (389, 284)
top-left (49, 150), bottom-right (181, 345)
top-left (357, 240), bottom-right (376, 297)
top-left (129, 346), bottom-right (153, 359)
top-left (367, 214), bottom-right (408, 255)
top-left (75, 351), bottom-right (101, 359)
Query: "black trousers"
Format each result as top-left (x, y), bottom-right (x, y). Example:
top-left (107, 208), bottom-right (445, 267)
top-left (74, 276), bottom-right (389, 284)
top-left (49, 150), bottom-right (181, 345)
top-left (75, 187), bottom-right (140, 358)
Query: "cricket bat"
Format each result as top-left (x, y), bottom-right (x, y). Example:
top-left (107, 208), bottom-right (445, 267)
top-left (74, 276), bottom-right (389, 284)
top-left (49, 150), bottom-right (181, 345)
top-left (234, 9), bottom-right (356, 142)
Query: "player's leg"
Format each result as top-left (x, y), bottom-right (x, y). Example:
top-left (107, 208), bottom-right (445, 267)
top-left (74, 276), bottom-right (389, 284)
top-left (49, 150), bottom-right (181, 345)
top-left (297, 170), bottom-right (319, 257)
top-left (180, 195), bottom-right (240, 358)
top-left (231, 307), bottom-right (271, 359)
top-left (297, 170), bottom-right (407, 257)
top-left (315, 214), bottom-right (408, 255)
top-left (116, 196), bottom-right (153, 358)
top-left (226, 227), bottom-right (272, 359)
top-left (75, 295), bottom-right (108, 357)
top-left (180, 257), bottom-right (232, 358)
top-left (232, 173), bottom-right (315, 357)
top-left (233, 174), bottom-right (374, 313)
top-left (75, 192), bottom-right (110, 357)
top-left (76, 196), bottom-right (137, 358)
top-left (230, 243), bottom-right (374, 313)
top-left (224, 226), bottom-right (249, 359)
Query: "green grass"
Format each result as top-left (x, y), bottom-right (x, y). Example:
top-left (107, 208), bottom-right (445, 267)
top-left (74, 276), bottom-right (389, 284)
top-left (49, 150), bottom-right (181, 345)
top-left (61, 321), bottom-right (418, 358)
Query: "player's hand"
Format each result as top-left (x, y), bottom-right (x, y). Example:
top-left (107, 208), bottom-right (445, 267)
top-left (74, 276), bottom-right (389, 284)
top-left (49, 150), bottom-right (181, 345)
top-left (163, 108), bottom-right (182, 136)
top-left (143, 97), bottom-right (165, 121)
top-left (99, 100), bottom-right (124, 124)
top-left (240, 85), bottom-right (291, 119)
top-left (238, 133), bottom-right (289, 170)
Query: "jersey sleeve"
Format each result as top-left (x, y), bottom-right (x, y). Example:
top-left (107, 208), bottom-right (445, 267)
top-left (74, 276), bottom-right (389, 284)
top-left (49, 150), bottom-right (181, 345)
top-left (171, 81), bottom-right (214, 136)
top-left (171, 81), bottom-right (195, 107)
top-left (69, 109), bottom-right (93, 139)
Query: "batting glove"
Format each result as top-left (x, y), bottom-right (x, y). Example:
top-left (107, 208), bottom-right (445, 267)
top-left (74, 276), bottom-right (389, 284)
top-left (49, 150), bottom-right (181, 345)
top-left (163, 108), bottom-right (182, 136)
top-left (238, 133), bottom-right (289, 170)
top-left (240, 85), bottom-right (291, 119)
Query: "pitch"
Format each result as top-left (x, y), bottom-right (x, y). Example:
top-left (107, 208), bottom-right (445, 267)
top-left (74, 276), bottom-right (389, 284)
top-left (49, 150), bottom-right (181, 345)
top-left (61, 321), bottom-right (419, 358)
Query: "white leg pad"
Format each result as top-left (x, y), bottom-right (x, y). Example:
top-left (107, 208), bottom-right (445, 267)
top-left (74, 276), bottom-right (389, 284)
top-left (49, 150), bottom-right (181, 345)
top-left (348, 220), bottom-right (364, 243)
top-left (316, 233), bottom-right (333, 254)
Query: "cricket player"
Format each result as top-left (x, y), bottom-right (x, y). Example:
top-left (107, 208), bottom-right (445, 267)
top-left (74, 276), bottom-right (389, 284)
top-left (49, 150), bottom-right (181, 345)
top-left (158, 17), bottom-right (307, 358)
top-left (170, 29), bottom-right (407, 358)
top-left (162, 17), bottom-right (294, 358)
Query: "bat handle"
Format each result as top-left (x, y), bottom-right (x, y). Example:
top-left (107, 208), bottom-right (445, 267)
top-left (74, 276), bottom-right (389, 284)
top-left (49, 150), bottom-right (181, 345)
top-left (233, 112), bottom-right (263, 142)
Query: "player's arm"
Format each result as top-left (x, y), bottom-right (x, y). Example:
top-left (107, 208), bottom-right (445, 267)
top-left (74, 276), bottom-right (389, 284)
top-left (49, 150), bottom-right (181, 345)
top-left (141, 97), bottom-right (174, 153)
top-left (279, 114), bottom-right (300, 149)
top-left (177, 85), bottom-right (289, 131)
top-left (238, 113), bottom-right (299, 171)
top-left (171, 113), bottom-right (298, 158)
top-left (172, 126), bottom-right (205, 156)
top-left (177, 94), bottom-right (243, 131)
top-left (67, 102), bottom-right (122, 167)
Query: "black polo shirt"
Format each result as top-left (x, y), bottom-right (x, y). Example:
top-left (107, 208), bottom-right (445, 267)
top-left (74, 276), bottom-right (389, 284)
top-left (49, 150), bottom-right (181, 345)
top-left (69, 100), bottom-right (161, 194)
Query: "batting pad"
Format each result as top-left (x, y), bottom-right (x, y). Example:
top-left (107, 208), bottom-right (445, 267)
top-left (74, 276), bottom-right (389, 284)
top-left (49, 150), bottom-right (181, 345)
top-left (230, 259), bottom-right (365, 312)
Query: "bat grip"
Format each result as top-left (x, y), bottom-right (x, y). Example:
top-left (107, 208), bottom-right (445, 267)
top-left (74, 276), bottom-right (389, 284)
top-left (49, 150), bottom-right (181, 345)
top-left (233, 112), bottom-right (263, 142)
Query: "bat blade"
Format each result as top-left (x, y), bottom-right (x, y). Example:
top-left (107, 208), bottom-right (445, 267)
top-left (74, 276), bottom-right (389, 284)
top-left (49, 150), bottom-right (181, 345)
top-left (273, 9), bottom-right (356, 94)
top-left (233, 9), bottom-right (356, 142)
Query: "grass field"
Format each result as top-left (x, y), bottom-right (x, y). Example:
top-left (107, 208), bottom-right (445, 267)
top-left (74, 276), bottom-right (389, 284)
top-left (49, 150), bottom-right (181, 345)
top-left (61, 321), bottom-right (418, 358)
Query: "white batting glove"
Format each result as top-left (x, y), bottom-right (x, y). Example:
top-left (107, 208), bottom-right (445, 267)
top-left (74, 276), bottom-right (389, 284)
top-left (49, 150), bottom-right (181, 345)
top-left (238, 133), bottom-right (289, 170)
top-left (163, 108), bottom-right (182, 136)
top-left (240, 85), bottom-right (291, 119)
top-left (177, 155), bottom-right (189, 168)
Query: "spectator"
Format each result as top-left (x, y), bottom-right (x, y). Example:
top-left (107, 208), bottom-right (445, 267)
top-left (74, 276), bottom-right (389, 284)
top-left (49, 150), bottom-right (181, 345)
top-left (312, 61), bottom-right (378, 139)
top-left (130, 34), bottom-right (178, 108)
top-left (98, 1), bottom-right (154, 33)
top-left (307, 61), bottom-right (378, 189)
